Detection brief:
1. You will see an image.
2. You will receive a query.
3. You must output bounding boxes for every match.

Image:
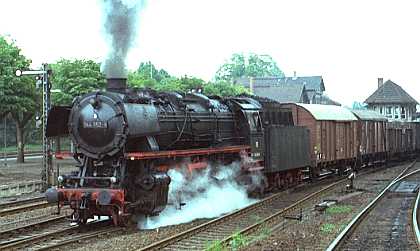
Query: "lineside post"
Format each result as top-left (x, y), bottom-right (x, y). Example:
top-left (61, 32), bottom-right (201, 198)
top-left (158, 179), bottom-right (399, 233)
top-left (15, 64), bottom-right (53, 191)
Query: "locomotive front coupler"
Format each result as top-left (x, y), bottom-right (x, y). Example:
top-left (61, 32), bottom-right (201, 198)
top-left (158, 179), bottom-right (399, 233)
top-left (80, 193), bottom-right (91, 210)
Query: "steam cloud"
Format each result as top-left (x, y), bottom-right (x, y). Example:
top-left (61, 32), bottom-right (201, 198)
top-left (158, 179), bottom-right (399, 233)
top-left (101, 0), bottom-right (146, 78)
top-left (138, 162), bottom-right (261, 229)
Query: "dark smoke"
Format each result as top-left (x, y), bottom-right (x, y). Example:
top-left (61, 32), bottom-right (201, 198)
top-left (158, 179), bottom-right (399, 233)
top-left (101, 0), bottom-right (146, 78)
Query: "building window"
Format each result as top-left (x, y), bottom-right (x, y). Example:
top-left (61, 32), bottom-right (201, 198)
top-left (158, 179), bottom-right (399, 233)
top-left (380, 107), bottom-right (383, 114)
top-left (386, 106), bottom-right (392, 118)
top-left (394, 106), bottom-right (399, 119)
top-left (401, 106), bottom-right (406, 119)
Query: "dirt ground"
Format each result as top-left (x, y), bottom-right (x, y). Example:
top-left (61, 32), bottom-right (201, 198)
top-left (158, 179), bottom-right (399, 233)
top-left (0, 156), bottom-right (78, 185)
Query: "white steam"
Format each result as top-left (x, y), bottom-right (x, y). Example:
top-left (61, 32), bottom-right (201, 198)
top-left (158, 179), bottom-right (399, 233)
top-left (138, 162), bottom-right (259, 229)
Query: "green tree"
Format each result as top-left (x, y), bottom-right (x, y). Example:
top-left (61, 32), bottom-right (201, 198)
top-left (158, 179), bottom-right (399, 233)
top-left (50, 59), bottom-right (106, 106)
top-left (154, 77), bottom-right (183, 92)
top-left (127, 62), bottom-right (171, 89)
top-left (215, 53), bottom-right (284, 81)
top-left (0, 36), bottom-right (39, 162)
top-left (128, 70), bottom-right (158, 88)
top-left (155, 75), bottom-right (204, 93)
top-left (136, 62), bottom-right (170, 83)
top-left (204, 80), bottom-right (248, 97)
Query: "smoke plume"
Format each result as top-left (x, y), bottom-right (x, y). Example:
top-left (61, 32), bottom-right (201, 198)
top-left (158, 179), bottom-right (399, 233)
top-left (101, 0), bottom-right (146, 78)
top-left (138, 162), bottom-right (261, 229)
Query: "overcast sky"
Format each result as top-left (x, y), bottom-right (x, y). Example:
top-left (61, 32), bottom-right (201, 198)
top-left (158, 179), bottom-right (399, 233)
top-left (1, 0), bottom-right (419, 106)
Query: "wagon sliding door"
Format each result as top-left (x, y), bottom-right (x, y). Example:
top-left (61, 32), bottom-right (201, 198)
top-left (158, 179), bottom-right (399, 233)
top-left (321, 121), bottom-right (336, 162)
top-left (335, 122), bottom-right (343, 160)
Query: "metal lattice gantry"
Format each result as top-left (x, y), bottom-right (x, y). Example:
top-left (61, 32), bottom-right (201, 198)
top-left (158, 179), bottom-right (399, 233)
top-left (15, 63), bottom-right (53, 190)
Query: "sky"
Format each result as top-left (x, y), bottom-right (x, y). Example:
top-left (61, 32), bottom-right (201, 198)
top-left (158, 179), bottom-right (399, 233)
top-left (0, 0), bottom-right (419, 106)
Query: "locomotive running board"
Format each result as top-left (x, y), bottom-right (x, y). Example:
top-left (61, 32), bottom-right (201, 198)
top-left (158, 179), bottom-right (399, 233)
top-left (125, 145), bottom-right (250, 160)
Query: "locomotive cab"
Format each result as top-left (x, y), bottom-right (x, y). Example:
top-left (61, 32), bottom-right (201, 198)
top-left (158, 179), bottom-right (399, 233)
top-left (228, 98), bottom-right (265, 168)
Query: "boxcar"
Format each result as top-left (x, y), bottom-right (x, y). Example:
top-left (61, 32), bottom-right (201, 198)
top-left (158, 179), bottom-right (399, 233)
top-left (414, 122), bottom-right (420, 153)
top-left (280, 103), bottom-right (358, 175)
top-left (351, 109), bottom-right (387, 166)
top-left (387, 121), bottom-right (416, 159)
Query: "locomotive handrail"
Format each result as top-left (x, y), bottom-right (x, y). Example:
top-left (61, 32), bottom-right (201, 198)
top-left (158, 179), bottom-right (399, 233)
top-left (62, 176), bottom-right (114, 180)
top-left (125, 145), bottom-right (250, 160)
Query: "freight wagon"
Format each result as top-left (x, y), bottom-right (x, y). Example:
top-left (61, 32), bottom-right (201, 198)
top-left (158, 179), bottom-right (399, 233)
top-left (351, 109), bottom-right (387, 166)
top-left (280, 103), bottom-right (358, 176)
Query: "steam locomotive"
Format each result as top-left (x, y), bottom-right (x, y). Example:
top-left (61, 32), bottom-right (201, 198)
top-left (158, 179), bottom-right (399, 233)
top-left (45, 78), bottom-right (311, 225)
top-left (45, 78), bottom-right (419, 226)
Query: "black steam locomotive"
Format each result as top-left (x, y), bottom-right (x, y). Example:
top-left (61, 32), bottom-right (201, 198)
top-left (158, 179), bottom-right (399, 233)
top-left (46, 78), bottom-right (311, 225)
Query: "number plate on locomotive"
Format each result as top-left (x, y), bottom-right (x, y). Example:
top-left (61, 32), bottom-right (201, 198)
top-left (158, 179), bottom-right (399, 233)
top-left (83, 121), bottom-right (108, 129)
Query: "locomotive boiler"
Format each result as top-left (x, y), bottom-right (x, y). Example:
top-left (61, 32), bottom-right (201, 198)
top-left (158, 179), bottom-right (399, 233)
top-left (46, 78), bottom-right (266, 225)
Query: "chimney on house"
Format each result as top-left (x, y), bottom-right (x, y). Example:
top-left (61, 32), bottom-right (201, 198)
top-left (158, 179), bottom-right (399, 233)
top-left (292, 71), bottom-right (297, 80)
top-left (378, 78), bottom-right (383, 89)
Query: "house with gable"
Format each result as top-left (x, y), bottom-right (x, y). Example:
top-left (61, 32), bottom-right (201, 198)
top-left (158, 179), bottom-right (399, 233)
top-left (235, 74), bottom-right (339, 105)
top-left (364, 78), bottom-right (418, 121)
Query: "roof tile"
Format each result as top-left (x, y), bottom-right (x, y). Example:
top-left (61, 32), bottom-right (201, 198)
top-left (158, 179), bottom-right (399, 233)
top-left (364, 80), bottom-right (417, 104)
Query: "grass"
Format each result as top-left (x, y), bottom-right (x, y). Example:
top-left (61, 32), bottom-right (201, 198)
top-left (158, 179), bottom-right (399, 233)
top-left (205, 240), bottom-right (225, 251)
top-left (0, 144), bottom-right (43, 152)
top-left (0, 141), bottom-right (73, 153)
top-left (320, 223), bottom-right (336, 233)
top-left (229, 232), bottom-right (248, 250)
top-left (205, 231), bottom-right (253, 251)
top-left (325, 205), bottom-right (353, 214)
top-left (320, 223), bottom-right (348, 234)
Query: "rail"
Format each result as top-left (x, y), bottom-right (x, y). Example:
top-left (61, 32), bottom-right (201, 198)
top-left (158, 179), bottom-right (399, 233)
top-left (325, 161), bottom-right (419, 251)
top-left (0, 219), bottom-right (115, 250)
top-left (0, 196), bottom-right (45, 210)
top-left (0, 200), bottom-right (49, 217)
top-left (217, 179), bottom-right (347, 248)
top-left (0, 215), bottom-right (67, 247)
top-left (139, 178), bottom-right (347, 251)
top-left (413, 185), bottom-right (420, 249)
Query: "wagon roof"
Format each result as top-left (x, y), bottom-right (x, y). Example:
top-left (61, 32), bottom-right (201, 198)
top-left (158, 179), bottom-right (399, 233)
top-left (296, 103), bottom-right (358, 121)
top-left (350, 109), bottom-right (387, 121)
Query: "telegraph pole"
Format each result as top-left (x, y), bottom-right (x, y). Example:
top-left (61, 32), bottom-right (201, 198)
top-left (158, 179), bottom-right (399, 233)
top-left (3, 116), bottom-right (6, 167)
top-left (16, 64), bottom-right (52, 190)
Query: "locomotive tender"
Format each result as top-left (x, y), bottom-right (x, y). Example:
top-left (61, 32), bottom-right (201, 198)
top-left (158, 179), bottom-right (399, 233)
top-left (45, 78), bottom-right (419, 226)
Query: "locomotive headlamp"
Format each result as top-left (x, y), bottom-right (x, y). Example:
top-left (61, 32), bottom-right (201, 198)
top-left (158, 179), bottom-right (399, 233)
top-left (89, 98), bottom-right (101, 109)
top-left (110, 176), bottom-right (117, 183)
top-left (57, 175), bottom-right (64, 184)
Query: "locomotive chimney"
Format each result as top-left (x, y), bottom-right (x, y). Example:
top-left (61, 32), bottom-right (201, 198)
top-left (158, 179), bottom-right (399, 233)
top-left (106, 78), bottom-right (127, 92)
top-left (377, 77), bottom-right (383, 89)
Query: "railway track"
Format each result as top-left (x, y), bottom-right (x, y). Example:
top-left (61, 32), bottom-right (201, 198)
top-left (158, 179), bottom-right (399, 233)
top-left (0, 218), bottom-right (119, 251)
top-left (0, 197), bottom-right (49, 217)
top-left (414, 183), bottom-right (420, 249)
top-left (136, 161), bottom-right (415, 251)
top-left (0, 196), bottom-right (45, 211)
top-left (139, 178), bottom-right (348, 251)
top-left (0, 215), bottom-right (67, 247)
top-left (326, 161), bottom-right (420, 251)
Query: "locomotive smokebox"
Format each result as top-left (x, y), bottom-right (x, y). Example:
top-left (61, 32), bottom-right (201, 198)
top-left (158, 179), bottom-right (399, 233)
top-left (106, 78), bottom-right (127, 92)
